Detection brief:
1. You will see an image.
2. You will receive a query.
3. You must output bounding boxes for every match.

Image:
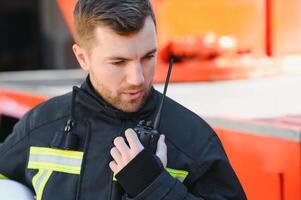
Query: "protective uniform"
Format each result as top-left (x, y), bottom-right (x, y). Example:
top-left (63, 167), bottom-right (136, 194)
top-left (0, 78), bottom-right (246, 200)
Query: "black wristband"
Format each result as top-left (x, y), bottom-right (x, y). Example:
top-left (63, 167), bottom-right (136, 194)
top-left (115, 149), bottom-right (163, 197)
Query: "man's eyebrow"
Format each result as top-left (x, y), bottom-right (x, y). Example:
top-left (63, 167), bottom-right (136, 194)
top-left (105, 48), bottom-right (157, 61)
top-left (105, 56), bottom-right (129, 61)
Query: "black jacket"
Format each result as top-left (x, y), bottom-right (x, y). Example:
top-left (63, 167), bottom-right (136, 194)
top-left (0, 78), bottom-right (246, 200)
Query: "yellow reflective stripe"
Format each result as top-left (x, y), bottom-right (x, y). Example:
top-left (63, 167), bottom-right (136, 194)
top-left (0, 173), bottom-right (8, 180)
top-left (32, 169), bottom-right (43, 186)
top-left (112, 168), bottom-right (189, 182)
top-left (113, 174), bottom-right (117, 181)
top-left (37, 170), bottom-right (52, 200)
top-left (32, 170), bottom-right (44, 199)
top-left (28, 146), bottom-right (83, 174)
top-left (166, 168), bottom-right (188, 177)
top-left (166, 168), bottom-right (188, 182)
top-left (28, 162), bottom-right (81, 174)
top-left (32, 169), bottom-right (53, 200)
top-left (30, 147), bottom-right (83, 159)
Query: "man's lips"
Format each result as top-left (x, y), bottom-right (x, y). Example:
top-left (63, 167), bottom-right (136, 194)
top-left (121, 90), bottom-right (143, 101)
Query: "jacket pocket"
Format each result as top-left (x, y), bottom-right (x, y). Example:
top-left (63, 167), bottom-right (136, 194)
top-left (28, 146), bottom-right (84, 200)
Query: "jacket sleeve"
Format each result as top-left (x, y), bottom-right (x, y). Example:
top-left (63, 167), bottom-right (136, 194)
top-left (0, 112), bottom-right (31, 185)
top-left (124, 134), bottom-right (247, 200)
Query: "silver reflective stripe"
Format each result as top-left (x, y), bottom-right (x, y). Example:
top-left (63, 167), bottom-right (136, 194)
top-left (34, 170), bottom-right (49, 192)
top-left (28, 147), bottom-right (83, 174)
top-left (32, 169), bottom-right (53, 200)
top-left (174, 176), bottom-right (185, 182)
top-left (29, 154), bottom-right (82, 167)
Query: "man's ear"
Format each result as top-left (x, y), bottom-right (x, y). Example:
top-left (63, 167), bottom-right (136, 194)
top-left (72, 44), bottom-right (89, 71)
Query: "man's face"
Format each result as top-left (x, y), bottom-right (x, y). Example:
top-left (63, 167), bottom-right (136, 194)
top-left (73, 17), bottom-right (157, 112)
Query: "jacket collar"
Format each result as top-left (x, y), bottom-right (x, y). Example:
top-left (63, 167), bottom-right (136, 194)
top-left (75, 76), bottom-right (159, 120)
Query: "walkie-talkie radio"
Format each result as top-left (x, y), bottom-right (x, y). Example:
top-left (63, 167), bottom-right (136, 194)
top-left (133, 58), bottom-right (174, 153)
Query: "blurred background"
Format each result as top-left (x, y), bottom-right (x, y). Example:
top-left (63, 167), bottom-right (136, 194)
top-left (0, 0), bottom-right (300, 199)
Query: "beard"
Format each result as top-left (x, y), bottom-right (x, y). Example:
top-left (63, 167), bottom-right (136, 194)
top-left (92, 79), bottom-right (152, 113)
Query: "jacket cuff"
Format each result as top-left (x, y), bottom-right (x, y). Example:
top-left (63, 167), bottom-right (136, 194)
top-left (125, 170), bottom-right (191, 200)
top-left (115, 149), bottom-right (163, 197)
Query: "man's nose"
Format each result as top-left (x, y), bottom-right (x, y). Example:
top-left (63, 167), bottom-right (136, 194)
top-left (126, 62), bottom-right (145, 86)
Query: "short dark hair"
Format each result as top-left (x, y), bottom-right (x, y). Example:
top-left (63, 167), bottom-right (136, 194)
top-left (74, 0), bottom-right (156, 47)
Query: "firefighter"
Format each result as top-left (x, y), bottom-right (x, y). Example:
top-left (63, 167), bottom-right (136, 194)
top-left (0, 0), bottom-right (246, 199)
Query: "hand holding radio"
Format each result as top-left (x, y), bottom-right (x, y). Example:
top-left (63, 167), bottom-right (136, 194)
top-left (109, 129), bottom-right (144, 174)
top-left (109, 129), bottom-right (167, 174)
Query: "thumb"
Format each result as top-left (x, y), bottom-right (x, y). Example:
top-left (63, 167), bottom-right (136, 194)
top-left (156, 135), bottom-right (167, 168)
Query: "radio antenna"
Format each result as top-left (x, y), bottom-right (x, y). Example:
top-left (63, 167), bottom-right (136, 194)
top-left (153, 57), bottom-right (174, 130)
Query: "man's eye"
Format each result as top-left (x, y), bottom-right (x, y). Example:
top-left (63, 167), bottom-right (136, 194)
top-left (112, 61), bottom-right (125, 66)
top-left (145, 54), bottom-right (155, 59)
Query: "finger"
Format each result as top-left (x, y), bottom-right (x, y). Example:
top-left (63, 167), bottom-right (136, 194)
top-left (110, 147), bottom-right (122, 165)
top-left (113, 137), bottom-right (130, 156)
top-left (109, 160), bottom-right (119, 173)
top-left (156, 135), bottom-right (167, 167)
top-left (156, 135), bottom-right (167, 155)
top-left (125, 129), bottom-right (143, 150)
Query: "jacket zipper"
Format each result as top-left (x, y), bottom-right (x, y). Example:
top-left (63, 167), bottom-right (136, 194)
top-left (75, 120), bottom-right (91, 200)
